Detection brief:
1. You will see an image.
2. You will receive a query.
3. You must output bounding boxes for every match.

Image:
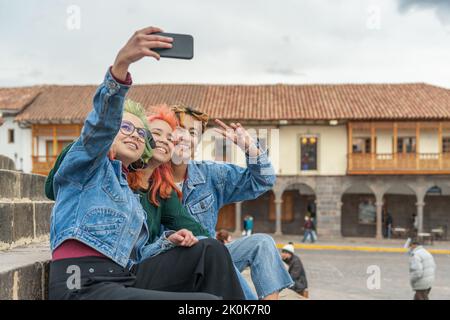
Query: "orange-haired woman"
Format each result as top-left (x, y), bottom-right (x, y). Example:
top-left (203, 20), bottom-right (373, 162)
top-left (129, 106), bottom-right (244, 298)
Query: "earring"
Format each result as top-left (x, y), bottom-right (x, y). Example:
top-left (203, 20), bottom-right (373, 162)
top-left (129, 158), bottom-right (146, 171)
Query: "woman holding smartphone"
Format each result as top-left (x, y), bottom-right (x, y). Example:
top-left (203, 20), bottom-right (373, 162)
top-left (48, 27), bottom-right (244, 300)
top-left (49, 27), bottom-right (215, 300)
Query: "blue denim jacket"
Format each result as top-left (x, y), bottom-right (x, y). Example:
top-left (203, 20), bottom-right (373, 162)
top-left (181, 152), bottom-right (276, 237)
top-left (50, 70), bottom-right (174, 269)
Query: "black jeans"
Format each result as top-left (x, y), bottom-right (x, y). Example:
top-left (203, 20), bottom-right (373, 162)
top-left (48, 256), bottom-right (219, 300)
top-left (134, 238), bottom-right (245, 300)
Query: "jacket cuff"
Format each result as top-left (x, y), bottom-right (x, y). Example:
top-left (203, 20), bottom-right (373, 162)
top-left (247, 149), bottom-right (269, 163)
top-left (104, 68), bottom-right (132, 97)
top-left (162, 230), bottom-right (177, 249)
top-left (109, 66), bottom-right (133, 85)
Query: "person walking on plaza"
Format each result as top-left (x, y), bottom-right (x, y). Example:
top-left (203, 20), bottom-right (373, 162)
top-left (408, 240), bottom-right (436, 300)
top-left (302, 216), bottom-right (315, 243)
top-left (383, 208), bottom-right (393, 239)
top-left (410, 213), bottom-right (419, 238)
top-left (243, 215), bottom-right (254, 236)
top-left (281, 243), bottom-right (309, 298)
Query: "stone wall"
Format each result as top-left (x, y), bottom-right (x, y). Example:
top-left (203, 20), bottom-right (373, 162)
top-left (0, 169), bottom-right (52, 300)
top-left (0, 170), bottom-right (53, 249)
top-left (0, 257), bottom-right (50, 300)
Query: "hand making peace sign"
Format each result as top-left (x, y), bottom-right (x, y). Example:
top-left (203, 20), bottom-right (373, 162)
top-left (213, 119), bottom-right (261, 158)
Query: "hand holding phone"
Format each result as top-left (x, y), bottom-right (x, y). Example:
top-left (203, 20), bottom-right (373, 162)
top-left (112, 26), bottom-right (174, 80)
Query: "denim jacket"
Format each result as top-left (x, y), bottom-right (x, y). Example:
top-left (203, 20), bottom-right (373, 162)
top-left (50, 69), bottom-right (174, 269)
top-left (181, 152), bottom-right (276, 237)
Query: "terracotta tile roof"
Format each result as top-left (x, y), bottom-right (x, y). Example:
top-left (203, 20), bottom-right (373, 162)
top-left (0, 87), bottom-right (42, 113)
top-left (10, 83), bottom-right (450, 123)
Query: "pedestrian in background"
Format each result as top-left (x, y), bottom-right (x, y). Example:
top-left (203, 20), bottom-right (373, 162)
top-left (243, 215), bottom-right (254, 236)
top-left (383, 207), bottom-right (393, 239)
top-left (408, 240), bottom-right (436, 300)
top-left (302, 216), bottom-right (315, 243)
top-left (410, 213), bottom-right (419, 238)
top-left (281, 243), bottom-right (309, 298)
top-left (217, 229), bottom-right (232, 244)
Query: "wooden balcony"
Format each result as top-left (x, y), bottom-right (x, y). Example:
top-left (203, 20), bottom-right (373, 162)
top-left (348, 153), bottom-right (450, 174)
top-left (348, 121), bottom-right (450, 175)
top-left (31, 124), bottom-right (81, 176)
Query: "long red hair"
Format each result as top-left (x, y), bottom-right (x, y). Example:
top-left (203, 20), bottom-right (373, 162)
top-left (127, 105), bottom-right (181, 206)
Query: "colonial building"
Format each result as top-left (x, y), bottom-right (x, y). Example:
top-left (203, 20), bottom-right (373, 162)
top-left (0, 87), bottom-right (41, 172)
top-left (1, 82), bottom-right (450, 239)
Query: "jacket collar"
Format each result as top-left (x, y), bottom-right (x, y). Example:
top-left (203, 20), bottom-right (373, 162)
top-left (409, 245), bottom-right (424, 256)
top-left (186, 161), bottom-right (206, 187)
top-left (111, 159), bottom-right (129, 186)
top-left (183, 161), bottom-right (206, 203)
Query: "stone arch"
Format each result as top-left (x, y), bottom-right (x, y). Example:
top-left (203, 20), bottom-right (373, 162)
top-left (421, 181), bottom-right (450, 239)
top-left (340, 181), bottom-right (378, 238)
top-left (274, 177), bottom-right (316, 200)
top-left (271, 177), bottom-right (317, 235)
top-left (382, 181), bottom-right (418, 238)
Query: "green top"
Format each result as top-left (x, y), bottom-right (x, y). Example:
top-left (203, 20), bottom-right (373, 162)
top-left (137, 189), bottom-right (210, 241)
top-left (45, 142), bottom-right (210, 241)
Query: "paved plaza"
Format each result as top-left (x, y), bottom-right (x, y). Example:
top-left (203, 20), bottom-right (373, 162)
top-left (243, 249), bottom-right (450, 300)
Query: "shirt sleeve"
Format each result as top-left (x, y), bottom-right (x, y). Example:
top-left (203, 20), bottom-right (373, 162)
top-left (56, 68), bottom-right (132, 184)
top-left (214, 150), bottom-right (276, 207)
top-left (140, 230), bottom-right (176, 260)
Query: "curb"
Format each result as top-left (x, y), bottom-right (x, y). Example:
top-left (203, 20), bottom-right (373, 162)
top-left (276, 243), bottom-right (450, 255)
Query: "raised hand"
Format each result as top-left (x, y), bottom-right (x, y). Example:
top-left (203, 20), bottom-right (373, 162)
top-left (112, 26), bottom-right (173, 81)
top-left (213, 119), bottom-right (261, 157)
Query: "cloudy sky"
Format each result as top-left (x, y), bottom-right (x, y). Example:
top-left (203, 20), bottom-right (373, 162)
top-left (1, 0), bottom-right (450, 88)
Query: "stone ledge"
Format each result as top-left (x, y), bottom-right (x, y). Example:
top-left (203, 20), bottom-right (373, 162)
top-left (0, 201), bottom-right (53, 248)
top-left (0, 242), bottom-right (51, 300)
top-left (0, 170), bottom-right (48, 200)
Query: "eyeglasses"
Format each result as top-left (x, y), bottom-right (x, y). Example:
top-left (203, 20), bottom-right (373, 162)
top-left (120, 120), bottom-right (149, 143)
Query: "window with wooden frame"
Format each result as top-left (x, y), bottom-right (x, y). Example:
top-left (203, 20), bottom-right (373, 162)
top-left (300, 136), bottom-right (318, 171)
top-left (443, 137), bottom-right (450, 153)
top-left (352, 137), bottom-right (372, 153)
top-left (7, 129), bottom-right (14, 144)
top-left (397, 137), bottom-right (416, 153)
top-left (46, 140), bottom-right (73, 157)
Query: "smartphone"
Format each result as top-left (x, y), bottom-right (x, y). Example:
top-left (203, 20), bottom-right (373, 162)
top-left (153, 33), bottom-right (194, 60)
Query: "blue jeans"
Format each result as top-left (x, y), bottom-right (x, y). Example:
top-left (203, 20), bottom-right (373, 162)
top-left (234, 265), bottom-right (258, 300)
top-left (302, 230), bottom-right (315, 243)
top-left (226, 234), bottom-right (294, 299)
